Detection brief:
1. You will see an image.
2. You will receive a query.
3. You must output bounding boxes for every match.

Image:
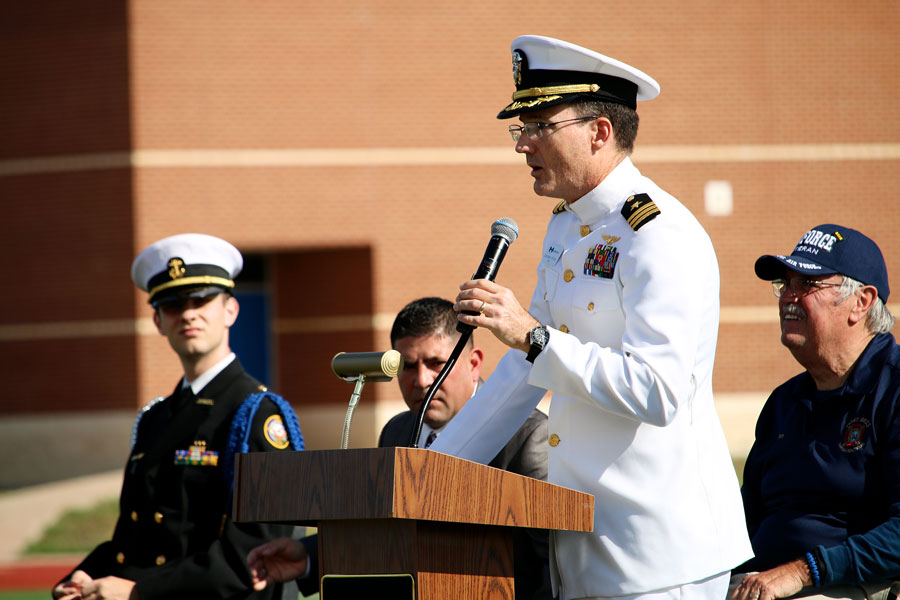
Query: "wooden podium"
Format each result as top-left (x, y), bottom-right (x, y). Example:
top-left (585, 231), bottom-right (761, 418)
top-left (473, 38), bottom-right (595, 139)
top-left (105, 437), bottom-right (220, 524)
top-left (234, 447), bottom-right (593, 599)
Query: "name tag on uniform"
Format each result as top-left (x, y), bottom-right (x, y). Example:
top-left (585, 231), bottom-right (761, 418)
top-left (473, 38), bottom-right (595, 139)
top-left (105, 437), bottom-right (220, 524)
top-left (543, 243), bottom-right (563, 266)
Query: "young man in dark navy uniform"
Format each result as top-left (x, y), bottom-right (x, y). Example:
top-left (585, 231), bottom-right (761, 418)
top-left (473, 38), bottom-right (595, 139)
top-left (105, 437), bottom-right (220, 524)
top-left (54, 233), bottom-right (302, 600)
top-left (732, 225), bottom-right (900, 600)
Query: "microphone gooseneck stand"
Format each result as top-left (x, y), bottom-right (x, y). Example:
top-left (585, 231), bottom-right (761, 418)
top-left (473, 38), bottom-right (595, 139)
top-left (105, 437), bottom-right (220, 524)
top-left (340, 374), bottom-right (368, 450)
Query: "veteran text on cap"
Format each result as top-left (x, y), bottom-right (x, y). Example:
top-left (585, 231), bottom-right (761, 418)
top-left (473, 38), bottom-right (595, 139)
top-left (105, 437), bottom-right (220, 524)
top-left (754, 224), bottom-right (890, 302)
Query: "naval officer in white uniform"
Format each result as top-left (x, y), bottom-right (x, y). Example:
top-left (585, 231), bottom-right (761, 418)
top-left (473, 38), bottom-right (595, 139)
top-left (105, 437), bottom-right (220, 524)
top-left (431, 35), bottom-right (753, 600)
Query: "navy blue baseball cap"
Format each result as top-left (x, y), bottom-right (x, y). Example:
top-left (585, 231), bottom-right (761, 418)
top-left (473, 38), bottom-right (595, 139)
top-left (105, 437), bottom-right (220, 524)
top-left (755, 224), bottom-right (890, 302)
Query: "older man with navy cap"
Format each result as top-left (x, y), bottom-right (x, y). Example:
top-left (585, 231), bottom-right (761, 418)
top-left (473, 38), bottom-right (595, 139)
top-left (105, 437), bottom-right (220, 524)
top-left (53, 233), bottom-right (303, 600)
top-left (428, 35), bottom-right (752, 600)
top-left (731, 224), bottom-right (900, 600)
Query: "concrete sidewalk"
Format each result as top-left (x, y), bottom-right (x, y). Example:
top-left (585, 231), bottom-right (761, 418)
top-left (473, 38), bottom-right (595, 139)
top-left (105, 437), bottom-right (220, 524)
top-left (0, 470), bottom-right (122, 564)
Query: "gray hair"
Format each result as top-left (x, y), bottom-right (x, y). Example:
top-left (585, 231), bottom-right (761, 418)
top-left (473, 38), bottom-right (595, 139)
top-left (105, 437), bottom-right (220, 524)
top-left (835, 276), bottom-right (895, 334)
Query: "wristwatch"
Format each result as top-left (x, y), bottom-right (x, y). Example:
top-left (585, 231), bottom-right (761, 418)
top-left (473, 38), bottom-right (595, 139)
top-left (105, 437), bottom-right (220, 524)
top-left (526, 325), bottom-right (549, 363)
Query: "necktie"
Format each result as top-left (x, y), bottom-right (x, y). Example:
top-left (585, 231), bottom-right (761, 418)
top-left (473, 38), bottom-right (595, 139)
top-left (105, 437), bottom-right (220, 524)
top-left (176, 385), bottom-right (195, 412)
top-left (424, 431), bottom-right (437, 448)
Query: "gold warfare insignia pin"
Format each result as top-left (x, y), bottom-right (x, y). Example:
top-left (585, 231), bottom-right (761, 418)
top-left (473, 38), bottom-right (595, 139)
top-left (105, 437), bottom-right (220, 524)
top-left (264, 414), bottom-right (290, 449)
top-left (167, 257), bottom-right (186, 280)
top-left (602, 235), bottom-right (621, 244)
top-left (621, 194), bottom-right (661, 232)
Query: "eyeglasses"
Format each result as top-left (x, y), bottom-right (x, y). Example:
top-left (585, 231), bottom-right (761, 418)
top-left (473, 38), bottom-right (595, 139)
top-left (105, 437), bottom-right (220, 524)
top-left (508, 115), bottom-right (599, 142)
top-left (771, 277), bottom-right (843, 298)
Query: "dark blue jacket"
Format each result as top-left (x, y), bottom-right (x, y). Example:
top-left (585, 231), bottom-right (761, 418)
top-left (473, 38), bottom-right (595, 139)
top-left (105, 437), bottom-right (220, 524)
top-left (740, 333), bottom-right (900, 585)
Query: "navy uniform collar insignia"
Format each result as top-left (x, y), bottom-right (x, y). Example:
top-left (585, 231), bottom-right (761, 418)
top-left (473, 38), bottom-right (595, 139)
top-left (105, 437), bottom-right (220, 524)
top-left (621, 193), bottom-right (660, 231)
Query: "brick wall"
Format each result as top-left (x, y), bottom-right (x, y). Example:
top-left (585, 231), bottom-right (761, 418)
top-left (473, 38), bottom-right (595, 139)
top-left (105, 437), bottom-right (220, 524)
top-left (1, 1), bottom-right (898, 457)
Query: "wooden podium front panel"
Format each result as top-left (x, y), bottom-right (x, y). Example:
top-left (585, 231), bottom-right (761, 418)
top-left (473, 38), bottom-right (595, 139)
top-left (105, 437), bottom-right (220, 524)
top-left (318, 519), bottom-right (416, 574)
top-left (416, 522), bottom-right (513, 600)
top-left (318, 519), bottom-right (514, 600)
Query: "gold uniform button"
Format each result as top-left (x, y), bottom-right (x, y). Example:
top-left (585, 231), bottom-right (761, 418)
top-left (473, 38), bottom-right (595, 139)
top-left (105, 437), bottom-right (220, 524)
top-left (580, 225), bottom-right (591, 237)
top-left (563, 269), bottom-right (574, 282)
top-left (130, 511), bottom-right (138, 522)
top-left (116, 552), bottom-right (125, 564)
top-left (154, 512), bottom-right (164, 524)
top-left (587, 302), bottom-right (595, 311)
top-left (559, 324), bottom-right (569, 334)
top-left (549, 434), bottom-right (560, 447)
top-left (155, 555), bottom-right (166, 566)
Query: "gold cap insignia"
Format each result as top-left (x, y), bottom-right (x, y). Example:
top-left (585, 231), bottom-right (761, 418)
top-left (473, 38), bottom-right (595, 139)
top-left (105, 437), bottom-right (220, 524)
top-left (512, 50), bottom-right (524, 86)
top-left (167, 258), bottom-right (186, 280)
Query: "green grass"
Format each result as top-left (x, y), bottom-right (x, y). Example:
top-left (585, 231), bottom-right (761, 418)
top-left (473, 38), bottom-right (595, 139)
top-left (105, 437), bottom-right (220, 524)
top-left (24, 498), bottom-right (118, 555)
top-left (0, 592), bottom-right (51, 599)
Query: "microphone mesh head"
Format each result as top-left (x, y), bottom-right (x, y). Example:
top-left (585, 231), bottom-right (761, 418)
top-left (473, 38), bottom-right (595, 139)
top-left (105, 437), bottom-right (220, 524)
top-left (492, 217), bottom-right (519, 244)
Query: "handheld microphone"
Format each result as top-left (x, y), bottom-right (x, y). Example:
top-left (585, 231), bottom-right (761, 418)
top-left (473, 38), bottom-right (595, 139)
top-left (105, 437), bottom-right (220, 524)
top-left (457, 217), bottom-right (519, 333)
top-left (331, 350), bottom-right (403, 382)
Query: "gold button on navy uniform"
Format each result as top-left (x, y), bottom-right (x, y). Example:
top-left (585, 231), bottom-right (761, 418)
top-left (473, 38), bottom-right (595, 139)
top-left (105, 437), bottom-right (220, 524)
top-left (563, 269), bottom-right (574, 282)
top-left (560, 324), bottom-right (569, 334)
top-left (549, 434), bottom-right (560, 447)
top-left (130, 511), bottom-right (138, 522)
top-left (155, 555), bottom-right (166, 566)
top-left (580, 225), bottom-right (591, 237)
top-left (154, 512), bottom-right (163, 524)
top-left (587, 302), bottom-right (595, 311)
top-left (116, 552), bottom-right (125, 564)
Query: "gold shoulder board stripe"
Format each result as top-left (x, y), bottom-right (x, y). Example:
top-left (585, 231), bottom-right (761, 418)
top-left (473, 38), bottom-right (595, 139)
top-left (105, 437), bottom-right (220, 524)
top-left (552, 200), bottom-right (567, 214)
top-left (621, 193), bottom-right (661, 232)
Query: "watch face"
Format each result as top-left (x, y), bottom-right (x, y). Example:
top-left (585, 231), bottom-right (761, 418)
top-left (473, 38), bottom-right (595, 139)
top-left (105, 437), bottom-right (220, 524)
top-left (532, 327), bottom-right (548, 345)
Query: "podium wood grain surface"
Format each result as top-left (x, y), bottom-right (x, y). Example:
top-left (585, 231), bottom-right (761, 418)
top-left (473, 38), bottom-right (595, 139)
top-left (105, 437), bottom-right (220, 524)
top-left (234, 448), bottom-right (593, 599)
top-left (234, 447), bottom-right (592, 530)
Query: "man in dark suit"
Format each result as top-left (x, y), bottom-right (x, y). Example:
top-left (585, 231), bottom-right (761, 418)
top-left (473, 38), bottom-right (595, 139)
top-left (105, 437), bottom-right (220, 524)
top-left (54, 234), bottom-right (302, 600)
top-left (248, 297), bottom-right (551, 599)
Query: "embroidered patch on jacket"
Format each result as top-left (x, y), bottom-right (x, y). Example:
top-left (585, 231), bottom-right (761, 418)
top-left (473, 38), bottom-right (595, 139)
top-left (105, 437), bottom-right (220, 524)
top-left (174, 441), bottom-right (219, 466)
top-left (840, 417), bottom-right (871, 453)
top-left (584, 244), bottom-right (619, 279)
top-left (264, 414), bottom-right (290, 449)
top-left (621, 193), bottom-right (660, 231)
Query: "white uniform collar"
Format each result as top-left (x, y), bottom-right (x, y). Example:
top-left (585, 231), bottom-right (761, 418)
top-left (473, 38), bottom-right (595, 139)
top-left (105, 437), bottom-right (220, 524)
top-left (565, 156), bottom-right (641, 224)
top-left (183, 352), bottom-right (236, 395)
